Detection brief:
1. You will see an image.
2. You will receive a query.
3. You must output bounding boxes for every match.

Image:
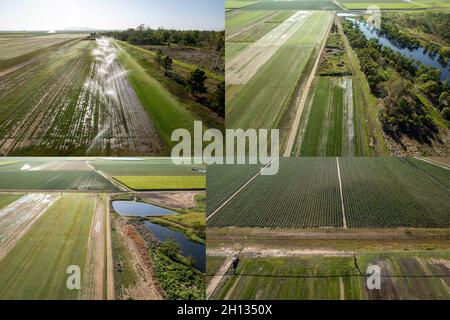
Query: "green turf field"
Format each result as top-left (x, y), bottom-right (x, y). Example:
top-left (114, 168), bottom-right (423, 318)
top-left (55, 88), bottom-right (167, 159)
top-left (0, 194), bottom-right (95, 299)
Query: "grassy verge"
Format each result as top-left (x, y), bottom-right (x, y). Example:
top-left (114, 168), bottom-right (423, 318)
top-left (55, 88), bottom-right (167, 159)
top-left (116, 41), bottom-right (223, 130)
top-left (150, 212), bottom-right (206, 244)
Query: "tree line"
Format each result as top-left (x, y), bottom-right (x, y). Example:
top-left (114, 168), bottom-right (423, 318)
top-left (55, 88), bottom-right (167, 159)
top-left (343, 20), bottom-right (449, 141)
top-left (101, 25), bottom-right (224, 52)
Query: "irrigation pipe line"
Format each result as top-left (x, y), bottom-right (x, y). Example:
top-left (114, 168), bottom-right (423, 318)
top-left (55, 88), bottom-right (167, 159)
top-left (206, 157), bottom-right (278, 223)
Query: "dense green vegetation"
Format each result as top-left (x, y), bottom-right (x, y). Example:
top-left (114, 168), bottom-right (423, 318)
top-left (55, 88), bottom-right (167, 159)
top-left (382, 12), bottom-right (449, 65)
top-left (343, 19), bottom-right (449, 142)
top-left (319, 24), bottom-right (352, 76)
top-left (103, 27), bottom-right (224, 52)
top-left (151, 211), bottom-right (206, 244)
top-left (150, 240), bottom-right (205, 300)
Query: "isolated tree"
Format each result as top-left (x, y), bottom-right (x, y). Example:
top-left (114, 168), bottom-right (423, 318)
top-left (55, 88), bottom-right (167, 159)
top-left (161, 56), bottom-right (173, 75)
top-left (186, 68), bottom-right (207, 96)
top-left (209, 81), bottom-right (225, 117)
top-left (155, 49), bottom-right (163, 70)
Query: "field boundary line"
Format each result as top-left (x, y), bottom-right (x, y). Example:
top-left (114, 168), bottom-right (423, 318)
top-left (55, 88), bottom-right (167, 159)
top-left (415, 157), bottom-right (450, 171)
top-left (206, 158), bottom-right (277, 222)
top-left (336, 157), bottom-right (347, 229)
top-left (284, 12), bottom-right (334, 156)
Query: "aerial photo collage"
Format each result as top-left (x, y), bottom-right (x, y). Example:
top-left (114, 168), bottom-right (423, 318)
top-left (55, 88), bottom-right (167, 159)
top-left (0, 0), bottom-right (449, 304)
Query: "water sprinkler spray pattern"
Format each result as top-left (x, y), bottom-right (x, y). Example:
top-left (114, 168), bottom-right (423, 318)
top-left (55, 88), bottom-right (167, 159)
top-left (76, 37), bottom-right (161, 155)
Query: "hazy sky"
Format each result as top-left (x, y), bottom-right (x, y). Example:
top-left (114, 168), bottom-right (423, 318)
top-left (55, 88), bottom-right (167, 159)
top-left (0, 0), bottom-right (224, 31)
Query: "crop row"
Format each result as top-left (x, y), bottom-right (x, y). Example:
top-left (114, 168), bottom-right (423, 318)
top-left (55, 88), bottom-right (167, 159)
top-left (206, 164), bottom-right (261, 216)
top-left (207, 157), bottom-right (449, 228)
top-left (207, 158), bottom-right (342, 227)
top-left (340, 157), bottom-right (450, 228)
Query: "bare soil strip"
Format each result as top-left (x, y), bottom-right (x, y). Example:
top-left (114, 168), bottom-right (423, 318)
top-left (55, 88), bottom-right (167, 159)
top-left (226, 11), bottom-right (280, 41)
top-left (0, 193), bottom-right (59, 260)
top-left (336, 157), bottom-right (348, 229)
top-left (226, 11), bottom-right (312, 85)
top-left (206, 158), bottom-right (276, 223)
top-left (139, 191), bottom-right (204, 209)
top-left (284, 14), bottom-right (333, 155)
top-left (116, 219), bottom-right (162, 300)
top-left (81, 194), bottom-right (106, 300)
top-left (206, 256), bottom-right (234, 299)
top-left (208, 248), bottom-right (354, 258)
top-left (106, 195), bottom-right (115, 300)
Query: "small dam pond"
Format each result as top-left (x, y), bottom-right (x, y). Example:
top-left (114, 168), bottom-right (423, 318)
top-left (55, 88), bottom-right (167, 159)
top-left (112, 200), bottom-right (176, 217)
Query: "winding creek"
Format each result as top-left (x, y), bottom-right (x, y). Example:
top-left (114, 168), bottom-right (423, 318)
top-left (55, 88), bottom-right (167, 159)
top-left (349, 18), bottom-right (450, 82)
top-left (112, 200), bottom-right (205, 272)
top-left (144, 221), bottom-right (206, 272)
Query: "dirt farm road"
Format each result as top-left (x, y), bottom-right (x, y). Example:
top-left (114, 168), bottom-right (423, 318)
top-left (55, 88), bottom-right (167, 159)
top-left (206, 256), bottom-right (234, 300)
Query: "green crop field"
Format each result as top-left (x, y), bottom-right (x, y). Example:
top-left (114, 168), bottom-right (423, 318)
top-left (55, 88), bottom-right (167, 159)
top-left (293, 77), bottom-right (348, 156)
top-left (210, 251), bottom-right (450, 300)
top-left (0, 194), bottom-right (22, 209)
top-left (225, 1), bottom-right (260, 9)
top-left (240, 0), bottom-right (340, 10)
top-left (207, 158), bottom-right (450, 228)
top-left (207, 158), bottom-right (343, 227)
top-left (207, 164), bottom-right (261, 216)
top-left (340, 0), bottom-right (450, 9)
top-left (227, 11), bottom-right (333, 131)
top-left (90, 158), bottom-right (205, 176)
top-left (340, 158), bottom-right (450, 228)
top-left (0, 35), bottom-right (166, 156)
top-left (225, 10), bottom-right (296, 63)
top-left (0, 170), bottom-right (117, 191)
top-left (0, 194), bottom-right (95, 299)
top-left (114, 176), bottom-right (206, 190)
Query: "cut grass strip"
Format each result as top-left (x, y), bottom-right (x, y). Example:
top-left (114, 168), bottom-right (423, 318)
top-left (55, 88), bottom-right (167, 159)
top-left (113, 176), bottom-right (206, 190)
top-left (116, 42), bottom-right (197, 152)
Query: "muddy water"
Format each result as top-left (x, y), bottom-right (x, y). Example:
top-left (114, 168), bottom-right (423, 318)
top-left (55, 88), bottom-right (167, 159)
top-left (144, 221), bottom-right (206, 272)
top-left (112, 200), bottom-right (176, 216)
